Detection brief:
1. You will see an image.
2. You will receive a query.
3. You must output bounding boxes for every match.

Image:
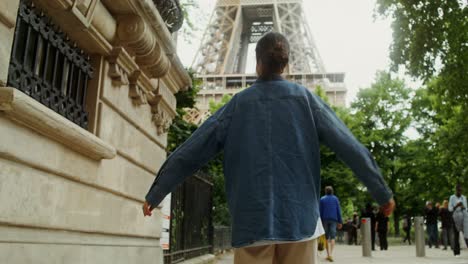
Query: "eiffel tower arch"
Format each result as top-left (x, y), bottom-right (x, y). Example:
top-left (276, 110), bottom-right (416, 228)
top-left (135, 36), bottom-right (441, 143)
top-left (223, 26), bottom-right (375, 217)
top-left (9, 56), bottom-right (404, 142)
top-left (188, 0), bottom-right (347, 123)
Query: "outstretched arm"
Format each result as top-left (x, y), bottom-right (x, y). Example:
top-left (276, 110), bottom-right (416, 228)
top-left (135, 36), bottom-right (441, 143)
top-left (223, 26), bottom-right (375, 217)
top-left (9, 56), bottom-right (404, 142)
top-left (314, 99), bottom-right (393, 209)
top-left (143, 102), bottom-right (235, 215)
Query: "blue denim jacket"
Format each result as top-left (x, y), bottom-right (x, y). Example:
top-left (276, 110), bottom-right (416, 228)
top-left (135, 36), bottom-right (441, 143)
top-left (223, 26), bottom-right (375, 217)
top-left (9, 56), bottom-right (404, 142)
top-left (146, 76), bottom-right (393, 248)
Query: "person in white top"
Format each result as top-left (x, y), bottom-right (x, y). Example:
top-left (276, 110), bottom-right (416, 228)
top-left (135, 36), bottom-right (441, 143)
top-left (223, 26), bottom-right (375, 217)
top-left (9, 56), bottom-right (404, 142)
top-left (448, 184), bottom-right (467, 256)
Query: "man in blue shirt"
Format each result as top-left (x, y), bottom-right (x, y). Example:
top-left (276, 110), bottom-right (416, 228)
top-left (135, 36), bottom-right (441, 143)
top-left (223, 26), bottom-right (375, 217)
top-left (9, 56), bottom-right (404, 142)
top-left (319, 186), bottom-right (342, 262)
top-left (143, 32), bottom-right (395, 264)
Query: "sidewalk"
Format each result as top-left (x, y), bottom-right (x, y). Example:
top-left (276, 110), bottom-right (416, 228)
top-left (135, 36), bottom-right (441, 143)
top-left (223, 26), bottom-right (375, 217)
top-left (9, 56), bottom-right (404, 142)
top-left (215, 245), bottom-right (468, 264)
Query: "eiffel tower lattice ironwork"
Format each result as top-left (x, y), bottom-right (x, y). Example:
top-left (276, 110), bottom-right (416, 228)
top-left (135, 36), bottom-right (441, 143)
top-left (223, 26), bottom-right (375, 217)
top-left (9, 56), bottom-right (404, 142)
top-left (188, 0), bottom-right (347, 124)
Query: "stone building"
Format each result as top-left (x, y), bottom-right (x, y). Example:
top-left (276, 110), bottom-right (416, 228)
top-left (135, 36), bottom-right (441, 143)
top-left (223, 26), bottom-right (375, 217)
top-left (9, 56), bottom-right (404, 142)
top-left (0, 0), bottom-right (195, 263)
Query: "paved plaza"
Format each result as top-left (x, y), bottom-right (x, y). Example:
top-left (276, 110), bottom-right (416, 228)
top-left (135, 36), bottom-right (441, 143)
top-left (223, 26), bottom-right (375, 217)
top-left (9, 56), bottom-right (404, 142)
top-left (215, 245), bottom-right (468, 264)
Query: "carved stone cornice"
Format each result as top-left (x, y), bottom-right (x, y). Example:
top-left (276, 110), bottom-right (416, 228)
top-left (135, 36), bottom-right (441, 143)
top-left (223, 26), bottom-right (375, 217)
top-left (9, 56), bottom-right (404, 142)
top-left (117, 15), bottom-right (171, 78)
top-left (102, 0), bottom-right (191, 90)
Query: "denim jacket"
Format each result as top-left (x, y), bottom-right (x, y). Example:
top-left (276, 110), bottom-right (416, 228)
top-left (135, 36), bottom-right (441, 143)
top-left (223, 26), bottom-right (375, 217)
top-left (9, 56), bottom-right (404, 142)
top-left (146, 76), bottom-right (393, 248)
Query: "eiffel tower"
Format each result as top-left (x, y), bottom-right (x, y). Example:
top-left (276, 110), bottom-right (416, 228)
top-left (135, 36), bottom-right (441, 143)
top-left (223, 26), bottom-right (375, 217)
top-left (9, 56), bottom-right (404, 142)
top-left (188, 0), bottom-right (346, 123)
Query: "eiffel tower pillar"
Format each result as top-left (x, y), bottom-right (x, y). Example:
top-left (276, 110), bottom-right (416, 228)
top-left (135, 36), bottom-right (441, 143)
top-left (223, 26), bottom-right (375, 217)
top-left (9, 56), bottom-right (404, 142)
top-left (186, 0), bottom-right (347, 124)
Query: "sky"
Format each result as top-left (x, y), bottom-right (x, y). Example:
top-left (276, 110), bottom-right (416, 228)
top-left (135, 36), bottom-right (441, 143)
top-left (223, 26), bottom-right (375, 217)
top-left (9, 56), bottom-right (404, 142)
top-left (177, 0), bottom-right (417, 105)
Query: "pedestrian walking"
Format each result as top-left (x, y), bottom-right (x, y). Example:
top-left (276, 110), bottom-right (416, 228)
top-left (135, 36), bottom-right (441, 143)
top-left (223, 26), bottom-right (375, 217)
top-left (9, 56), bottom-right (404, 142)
top-left (376, 207), bottom-right (389, 250)
top-left (142, 32), bottom-right (395, 264)
top-left (440, 200), bottom-right (454, 250)
top-left (425, 201), bottom-right (439, 248)
top-left (350, 212), bottom-right (359, 246)
top-left (449, 184), bottom-right (468, 257)
top-left (361, 203), bottom-right (377, 250)
top-left (345, 219), bottom-right (353, 245)
top-left (402, 214), bottom-right (411, 245)
top-left (319, 186), bottom-right (343, 262)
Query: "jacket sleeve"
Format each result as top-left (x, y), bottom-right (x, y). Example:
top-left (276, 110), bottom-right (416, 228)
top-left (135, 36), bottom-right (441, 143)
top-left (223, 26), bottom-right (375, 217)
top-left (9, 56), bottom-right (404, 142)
top-left (145, 100), bottom-right (235, 207)
top-left (314, 100), bottom-right (393, 205)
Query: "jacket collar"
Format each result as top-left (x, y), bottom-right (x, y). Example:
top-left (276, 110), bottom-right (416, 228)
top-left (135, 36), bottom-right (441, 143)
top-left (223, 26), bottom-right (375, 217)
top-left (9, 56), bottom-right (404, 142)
top-left (256, 74), bottom-right (284, 82)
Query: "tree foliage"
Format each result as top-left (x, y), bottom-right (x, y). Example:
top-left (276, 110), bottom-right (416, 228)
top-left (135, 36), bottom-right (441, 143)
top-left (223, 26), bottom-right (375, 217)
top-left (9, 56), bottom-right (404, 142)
top-left (350, 72), bottom-right (412, 234)
top-left (376, 0), bottom-right (468, 201)
top-left (376, 0), bottom-right (467, 105)
top-left (167, 70), bottom-right (199, 151)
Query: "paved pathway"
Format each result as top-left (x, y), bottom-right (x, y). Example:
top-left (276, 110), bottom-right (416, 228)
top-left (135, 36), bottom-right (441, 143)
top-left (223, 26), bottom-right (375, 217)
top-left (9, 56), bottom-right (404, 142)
top-left (215, 245), bottom-right (468, 264)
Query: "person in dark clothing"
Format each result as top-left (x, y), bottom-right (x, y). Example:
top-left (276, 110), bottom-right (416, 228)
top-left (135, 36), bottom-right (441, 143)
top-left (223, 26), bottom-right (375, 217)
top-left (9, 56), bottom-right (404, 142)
top-left (439, 200), bottom-right (454, 250)
top-left (376, 207), bottom-right (389, 250)
top-left (345, 219), bottom-right (353, 245)
top-left (361, 203), bottom-right (377, 250)
top-left (425, 201), bottom-right (439, 248)
top-left (350, 212), bottom-right (359, 245)
top-left (402, 214), bottom-right (412, 245)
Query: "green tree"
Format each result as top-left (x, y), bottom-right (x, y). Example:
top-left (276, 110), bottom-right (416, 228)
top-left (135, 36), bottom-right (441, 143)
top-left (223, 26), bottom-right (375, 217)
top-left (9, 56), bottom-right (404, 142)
top-left (209, 94), bottom-right (233, 113)
top-left (350, 71), bottom-right (413, 235)
top-left (376, 0), bottom-right (467, 105)
top-left (376, 0), bottom-right (468, 216)
top-left (167, 71), bottom-right (200, 151)
top-left (411, 80), bottom-right (468, 189)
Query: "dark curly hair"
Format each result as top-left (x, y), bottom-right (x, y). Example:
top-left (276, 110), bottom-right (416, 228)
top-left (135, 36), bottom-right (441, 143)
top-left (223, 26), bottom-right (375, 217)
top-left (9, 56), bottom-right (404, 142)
top-left (255, 32), bottom-right (290, 79)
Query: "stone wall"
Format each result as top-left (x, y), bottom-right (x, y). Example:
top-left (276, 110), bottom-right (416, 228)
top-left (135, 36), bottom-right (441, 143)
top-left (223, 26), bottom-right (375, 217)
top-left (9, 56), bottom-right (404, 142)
top-left (0, 0), bottom-right (191, 263)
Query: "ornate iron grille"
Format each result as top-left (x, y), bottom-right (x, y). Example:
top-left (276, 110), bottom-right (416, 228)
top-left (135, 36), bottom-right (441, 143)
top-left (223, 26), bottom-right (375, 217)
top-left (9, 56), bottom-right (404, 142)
top-left (153, 0), bottom-right (184, 33)
top-left (7, 0), bottom-right (94, 129)
top-left (164, 172), bottom-right (213, 264)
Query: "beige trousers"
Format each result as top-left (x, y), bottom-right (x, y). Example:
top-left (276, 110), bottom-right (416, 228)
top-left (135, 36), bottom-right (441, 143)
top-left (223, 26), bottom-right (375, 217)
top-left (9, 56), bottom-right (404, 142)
top-left (234, 239), bottom-right (318, 264)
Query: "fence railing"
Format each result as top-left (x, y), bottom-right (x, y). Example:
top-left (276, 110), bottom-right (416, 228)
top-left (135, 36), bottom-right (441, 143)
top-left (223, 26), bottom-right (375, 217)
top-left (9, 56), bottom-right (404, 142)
top-left (164, 172), bottom-right (213, 264)
top-left (8, 0), bottom-right (93, 129)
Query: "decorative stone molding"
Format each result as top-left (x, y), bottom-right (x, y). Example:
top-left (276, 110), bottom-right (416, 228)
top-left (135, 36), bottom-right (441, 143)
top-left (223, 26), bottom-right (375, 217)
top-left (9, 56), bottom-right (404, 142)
top-left (117, 15), bottom-right (171, 78)
top-left (0, 87), bottom-right (117, 160)
top-left (107, 47), bottom-right (137, 87)
top-left (33, 0), bottom-right (116, 54)
top-left (0, 1), bottom-right (18, 29)
top-left (128, 71), bottom-right (148, 105)
top-left (150, 99), bottom-right (173, 135)
top-left (102, 0), bottom-right (191, 90)
top-left (105, 46), bottom-right (176, 135)
top-left (70, 0), bottom-right (99, 27)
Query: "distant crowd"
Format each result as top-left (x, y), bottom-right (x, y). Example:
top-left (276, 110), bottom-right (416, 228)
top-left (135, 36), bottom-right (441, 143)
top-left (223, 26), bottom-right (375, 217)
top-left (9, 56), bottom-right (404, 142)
top-left (320, 184), bottom-right (468, 260)
top-left (422, 184), bottom-right (468, 257)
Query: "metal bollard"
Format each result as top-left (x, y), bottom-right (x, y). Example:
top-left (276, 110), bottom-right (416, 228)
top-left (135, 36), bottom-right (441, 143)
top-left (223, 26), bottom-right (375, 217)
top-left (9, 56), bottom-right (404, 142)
top-left (415, 216), bottom-right (425, 257)
top-left (361, 217), bottom-right (372, 257)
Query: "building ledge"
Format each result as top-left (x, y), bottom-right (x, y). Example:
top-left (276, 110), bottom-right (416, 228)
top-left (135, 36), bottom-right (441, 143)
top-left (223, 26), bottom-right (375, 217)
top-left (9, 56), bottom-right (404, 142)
top-left (0, 87), bottom-right (116, 160)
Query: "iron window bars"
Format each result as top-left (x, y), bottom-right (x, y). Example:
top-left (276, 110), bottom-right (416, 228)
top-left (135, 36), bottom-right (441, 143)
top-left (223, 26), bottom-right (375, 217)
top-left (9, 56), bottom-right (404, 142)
top-left (7, 0), bottom-right (94, 129)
